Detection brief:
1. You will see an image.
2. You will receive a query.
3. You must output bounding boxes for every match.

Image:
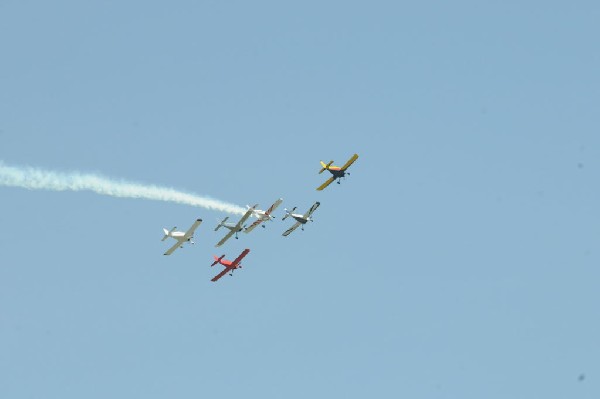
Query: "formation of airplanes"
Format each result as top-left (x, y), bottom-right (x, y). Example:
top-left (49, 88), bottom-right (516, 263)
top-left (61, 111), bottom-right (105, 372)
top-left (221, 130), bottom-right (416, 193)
top-left (161, 154), bottom-right (358, 282)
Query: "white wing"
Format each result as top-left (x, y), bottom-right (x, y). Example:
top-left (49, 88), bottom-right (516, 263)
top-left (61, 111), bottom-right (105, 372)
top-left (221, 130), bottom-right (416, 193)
top-left (265, 198), bottom-right (283, 215)
top-left (303, 202), bottom-right (320, 219)
top-left (215, 229), bottom-right (236, 247)
top-left (184, 219), bottom-right (202, 239)
top-left (236, 208), bottom-right (254, 228)
top-left (244, 219), bottom-right (264, 233)
top-left (164, 240), bottom-right (183, 255)
top-left (282, 221), bottom-right (302, 237)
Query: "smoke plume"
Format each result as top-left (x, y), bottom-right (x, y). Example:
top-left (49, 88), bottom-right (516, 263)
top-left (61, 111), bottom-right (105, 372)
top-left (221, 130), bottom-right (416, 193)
top-left (0, 161), bottom-right (246, 215)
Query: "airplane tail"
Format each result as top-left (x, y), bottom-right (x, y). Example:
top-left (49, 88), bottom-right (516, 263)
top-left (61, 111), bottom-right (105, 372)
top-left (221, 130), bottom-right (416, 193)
top-left (214, 217), bottom-right (229, 231)
top-left (246, 204), bottom-right (259, 216)
top-left (319, 160), bottom-right (334, 174)
top-left (161, 226), bottom-right (176, 241)
top-left (282, 207), bottom-right (295, 221)
top-left (211, 254), bottom-right (225, 267)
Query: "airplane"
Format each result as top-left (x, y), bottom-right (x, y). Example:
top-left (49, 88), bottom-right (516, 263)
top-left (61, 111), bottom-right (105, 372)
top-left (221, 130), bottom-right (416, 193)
top-left (282, 201), bottom-right (320, 236)
top-left (316, 153), bottom-right (359, 191)
top-left (214, 206), bottom-right (256, 247)
top-left (210, 248), bottom-right (250, 282)
top-left (161, 218), bottom-right (203, 255)
top-left (244, 198), bottom-right (284, 233)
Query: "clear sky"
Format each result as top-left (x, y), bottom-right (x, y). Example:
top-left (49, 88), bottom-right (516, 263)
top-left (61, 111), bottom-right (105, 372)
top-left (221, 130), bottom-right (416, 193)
top-left (1, 1), bottom-right (599, 398)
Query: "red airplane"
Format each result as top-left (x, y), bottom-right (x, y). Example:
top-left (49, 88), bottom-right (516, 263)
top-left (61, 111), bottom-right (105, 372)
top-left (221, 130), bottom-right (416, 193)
top-left (210, 249), bottom-right (250, 282)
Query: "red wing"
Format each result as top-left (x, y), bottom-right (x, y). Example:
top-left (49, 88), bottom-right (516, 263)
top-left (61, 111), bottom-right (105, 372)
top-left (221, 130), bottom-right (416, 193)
top-left (211, 267), bottom-right (232, 282)
top-left (230, 248), bottom-right (250, 268)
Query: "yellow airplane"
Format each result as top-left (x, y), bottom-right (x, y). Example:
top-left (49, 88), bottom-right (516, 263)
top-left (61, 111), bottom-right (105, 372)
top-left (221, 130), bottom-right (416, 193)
top-left (316, 153), bottom-right (359, 191)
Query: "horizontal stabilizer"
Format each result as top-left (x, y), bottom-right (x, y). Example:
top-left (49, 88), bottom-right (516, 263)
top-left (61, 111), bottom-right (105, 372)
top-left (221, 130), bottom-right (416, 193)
top-left (318, 160), bottom-right (334, 174)
top-left (211, 254), bottom-right (225, 267)
top-left (214, 217), bottom-right (229, 231)
top-left (282, 209), bottom-right (289, 221)
top-left (161, 226), bottom-right (176, 241)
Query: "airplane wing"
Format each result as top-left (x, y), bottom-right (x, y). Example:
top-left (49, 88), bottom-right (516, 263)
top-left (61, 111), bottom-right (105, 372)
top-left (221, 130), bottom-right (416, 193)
top-left (303, 201), bottom-right (320, 219)
top-left (184, 219), bottom-right (202, 239)
top-left (265, 198), bottom-right (283, 215)
top-left (244, 219), bottom-right (263, 233)
top-left (316, 177), bottom-right (335, 191)
top-left (215, 229), bottom-right (236, 247)
top-left (230, 249), bottom-right (250, 267)
top-left (163, 240), bottom-right (183, 256)
top-left (236, 207), bottom-right (254, 227)
top-left (211, 266), bottom-right (232, 282)
top-left (340, 153), bottom-right (359, 171)
top-left (282, 221), bottom-right (302, 237)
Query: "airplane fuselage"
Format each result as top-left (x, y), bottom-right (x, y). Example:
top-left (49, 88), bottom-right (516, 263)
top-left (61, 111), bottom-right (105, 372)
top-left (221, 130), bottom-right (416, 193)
top-left (223, 224), bottom-right (243, 232)
top-left (165, 231), bottom-right (192, 244)
top-left (292, 214), bottom-right (310, 224)
top-left (213, 256), bottom-right (242, 270)
top-left (328, 167), bottom-right (346, 179)
top-left (217, 259), bottom-right (241, 268)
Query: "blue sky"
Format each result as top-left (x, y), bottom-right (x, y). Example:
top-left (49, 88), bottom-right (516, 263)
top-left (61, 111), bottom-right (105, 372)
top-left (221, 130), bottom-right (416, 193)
top-left (1, 1), bottom-right (599, 398)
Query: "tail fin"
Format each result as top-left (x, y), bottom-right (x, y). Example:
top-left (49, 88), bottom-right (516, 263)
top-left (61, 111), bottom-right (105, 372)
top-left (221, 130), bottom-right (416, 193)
top-left (214, 217), bottom-right (229, 231)
top-left (162, 226), bottom-right (176, 241)
top-left (319, 160), bottom-right (334, 174)
top-left (246, 204), bottom-right (259, 215)
top-left (282, 207), bottom-right (295, 221)
top-left (211, 254), bottom-right (225, 267)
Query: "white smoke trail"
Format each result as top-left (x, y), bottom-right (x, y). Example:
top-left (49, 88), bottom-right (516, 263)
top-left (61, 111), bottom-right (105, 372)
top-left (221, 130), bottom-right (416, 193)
top-left (0, 161), bottom-right (246, 215)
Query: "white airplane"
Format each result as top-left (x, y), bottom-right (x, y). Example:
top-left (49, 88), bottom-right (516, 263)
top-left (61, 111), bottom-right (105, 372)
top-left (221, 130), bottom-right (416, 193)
top-left (161, 218), bottom-right (203, 255)
top-left (282, 202), bottom-right (320, 236)
top-left (214, 206), bottom-right (256, 247)
top-left (244, 198), bottom-right (283, 233)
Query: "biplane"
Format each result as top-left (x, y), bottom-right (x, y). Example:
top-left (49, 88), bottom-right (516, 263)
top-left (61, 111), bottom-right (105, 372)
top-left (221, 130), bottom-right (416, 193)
top-left (282, 202), bottom-right (320, 236)
top-left (244, 198), bottom-right (283, 233)
top-left (210, 249), bottom-right (250, 282)
top-left (214, 206), bottom-right (255, 247)
top-left (161, 219), bottom-right (202, 255)
top-left (316, 153), bottom-right (359, 190)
